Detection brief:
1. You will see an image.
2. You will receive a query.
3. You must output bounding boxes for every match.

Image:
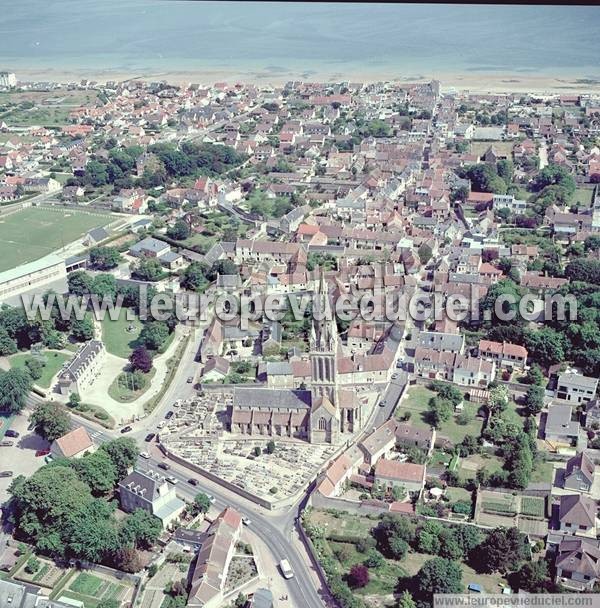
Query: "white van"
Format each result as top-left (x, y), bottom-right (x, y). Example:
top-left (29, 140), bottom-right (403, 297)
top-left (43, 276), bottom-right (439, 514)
top-left (279, 559), bottom-right (294, 579)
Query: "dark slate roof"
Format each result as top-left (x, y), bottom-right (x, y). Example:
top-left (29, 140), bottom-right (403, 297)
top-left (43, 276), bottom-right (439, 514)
top-left (232, 387), bottom-right (311, 410)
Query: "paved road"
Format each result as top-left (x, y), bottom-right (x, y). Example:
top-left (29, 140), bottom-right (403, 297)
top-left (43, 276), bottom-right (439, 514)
top-left (70, 413), bottom-right (328, 608)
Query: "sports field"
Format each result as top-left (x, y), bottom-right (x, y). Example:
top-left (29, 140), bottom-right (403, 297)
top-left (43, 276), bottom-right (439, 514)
top-left (0, 207), bottom-right (112, 271)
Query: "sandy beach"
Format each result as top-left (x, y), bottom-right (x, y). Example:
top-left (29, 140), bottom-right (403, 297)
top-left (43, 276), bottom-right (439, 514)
top-left (12, 65), bottom-right (600, 95)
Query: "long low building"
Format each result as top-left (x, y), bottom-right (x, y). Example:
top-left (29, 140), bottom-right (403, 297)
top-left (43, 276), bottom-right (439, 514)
top-left (0, 253), bottom-right (67, 305)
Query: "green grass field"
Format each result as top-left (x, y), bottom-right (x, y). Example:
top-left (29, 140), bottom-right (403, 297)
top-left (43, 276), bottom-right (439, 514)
top-left (101, 307), bottom-right (143, 359)
top-left (0, 207), bottom-right (112, 272)
top-left (9, 350), bottom-right (71, 388)
top-left (397, 385), bottom-right (482, 445)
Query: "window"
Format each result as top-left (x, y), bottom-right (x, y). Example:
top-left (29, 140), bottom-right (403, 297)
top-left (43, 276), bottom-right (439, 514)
top-left (318, 417), bottom-right (327, 431)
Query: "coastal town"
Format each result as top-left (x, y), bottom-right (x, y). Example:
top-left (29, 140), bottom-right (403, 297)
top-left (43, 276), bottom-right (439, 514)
top-left (0, 69), bottom-right (599, 608)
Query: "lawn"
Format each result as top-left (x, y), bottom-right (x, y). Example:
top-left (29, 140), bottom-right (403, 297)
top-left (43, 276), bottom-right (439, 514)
top-left (329, 540), bottom-right (408, 596)
top-left (396, 386), bottom-right (434, 428)
top-left (101, 307), bottom-right (143, 359)
top-left (529, 459), bottom-right (554, 484)
top-left (309, 509), bottom-right (376, 539)
top-left (459, 453), bottom-right (505, 480)
top-left (0, 207), bottom-right (113, 272)
top-left (402, 551), bottom-right (507, 593)
top-left (9, 350), bottom-right (71, 388)
top-left (572, 187), bottom-right (594, 207)
top-left (397, 386), bottom-right (483, 445)
top-left (69, 572), bottom-right (104, 595)
top-left (437, 403), bottom-right (484, 446)
top-left (108, 368), bottom-right (155, 403)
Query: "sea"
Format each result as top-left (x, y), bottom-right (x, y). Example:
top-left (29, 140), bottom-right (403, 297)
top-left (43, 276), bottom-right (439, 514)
top-left (0, 1), bottom-right (599, 82)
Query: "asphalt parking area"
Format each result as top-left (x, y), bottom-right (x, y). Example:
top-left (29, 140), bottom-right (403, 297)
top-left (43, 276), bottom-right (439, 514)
top-left (0, 412), bottom-right (50, 504)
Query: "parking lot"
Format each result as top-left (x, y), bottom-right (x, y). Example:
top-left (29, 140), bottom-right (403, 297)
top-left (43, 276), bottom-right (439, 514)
top-left (0, 411), bottom-right (50, 504)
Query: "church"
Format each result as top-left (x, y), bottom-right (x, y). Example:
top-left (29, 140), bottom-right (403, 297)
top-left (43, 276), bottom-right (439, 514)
top-left (228, 273), bottom-right (362, 444)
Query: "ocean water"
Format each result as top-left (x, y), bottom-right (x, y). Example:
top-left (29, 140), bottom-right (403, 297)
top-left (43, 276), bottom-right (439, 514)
top-left (0, 1), bottom-right (599, 80)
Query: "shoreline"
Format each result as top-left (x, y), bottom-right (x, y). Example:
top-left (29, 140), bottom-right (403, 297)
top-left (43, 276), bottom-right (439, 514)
top-left (11, 65), bottom-right (600, 95)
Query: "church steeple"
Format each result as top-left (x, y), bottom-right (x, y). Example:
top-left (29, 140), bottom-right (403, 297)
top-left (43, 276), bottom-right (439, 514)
top-left (309, 268), bottom-right (338, 406)
top-left (310, 268), bottom-right (338, 352)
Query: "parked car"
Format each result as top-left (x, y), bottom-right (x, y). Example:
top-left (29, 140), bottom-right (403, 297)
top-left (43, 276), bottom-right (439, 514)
top-left (120, 426), bottom-right (133, 434)
top-left (35, 449), bottom-right (50, 457)
top-left (5, 430), bottom-right (19, 438)
top-left (145, 433), bottom-right (156, 442)
top-left (379, 399), bottom-right (387, 408)
top-left (188, 478), bottom-right (199, 486)
top-left (0, 471), bottom-right (13, 478)
top-left (242, 517), bottom-right (251, 526)
top-left (391, 373), bottom-right (398, 380)
top-left (279, 559), bottom-right (294, 579)
top-left (187, 376), bottom-right (194, 384)
top-left (165, 411), bottom-right (174, 420)
top-left (140, 451), bottom-right (151, 459)
top-left (157, 462), bottom-right (170, 471)
top-left (166, 476), bottom-right (178, 484)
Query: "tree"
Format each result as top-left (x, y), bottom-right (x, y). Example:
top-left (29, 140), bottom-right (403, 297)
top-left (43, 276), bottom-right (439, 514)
top-left (139, 321), bottom-right (169, 350)
top-left (532, 164), bottom-right (576, 196)
top-left (100, 437), bottom-right (139, 479)
top-left (417, 557), bottom-right (463, 596)
top-left (458, 434), bottom-right (480, 457)
top-left (454, 525), bottom-right (483, 555)
top-left (488, 385), bottom-right (509, 415)
top-left (397, 591), bottom-right (416, 608)
top-left (30, 402), bottom-right (71, 442)
top-left (85, 160), bottom-right (109, 187)
top-left (512, 559), bottom-right (553, 593)
top-left (0, 368), bottom-right (33, 414)
top-left (113, 546), bottom-right (143, 573)
top-left (0, 326), bottom-right (17, 355)
top-left (388, 536), bottom-right (409, 560)
top-left (480, 279), bottom-right (522, 326)
top-left (130, 346), bottom-right (153, 373)
top-left (24, 357), bottom-right (43, 381)
top-left (68, 270), bottom-right (95, 296)
top-left (266, 440), bottom-right (276, 454)
top-left (66, 498), bottom-right (119, 562)
top-left (72, 450), bottom-right (117, 496)
top-left (525, 385), bottom-right (545, 416)
top-left (120, 509), bottom-right (162, 549)
top-left (363, 547), bottom-right (385, 568)
top-left (71, 314), bottom-right (95, 342)
top-left (524, 364), bottom-right (544, 386)
top-left (430, 381), bottom-right (463, 406)
top-left (89, 247), bottom-right (122, 270)
top-left (347, 564), bottom-right (369, 588)
top-left (132, 258), bottom-right (164, 281)
top-left (427, 396), bottom-right (453, 428)
top-left (417, 243), bottom-right (432, 266)
top-left (374, 514), bottom-right (416, 558)
top-left (167, 220), bottom-right (191, 240)
top-left (473, 527), bottom-right (529, 573)
top-left (9, 465), bottom-right (92, 556)
top-left (525, 327), bottom-right (566, 368)
top-left (565, 258), bottom-right (600, 285)
top-left (181, 262), bottom-right (210, 292)
top-left (191, 492), bottom-right (211, 516)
